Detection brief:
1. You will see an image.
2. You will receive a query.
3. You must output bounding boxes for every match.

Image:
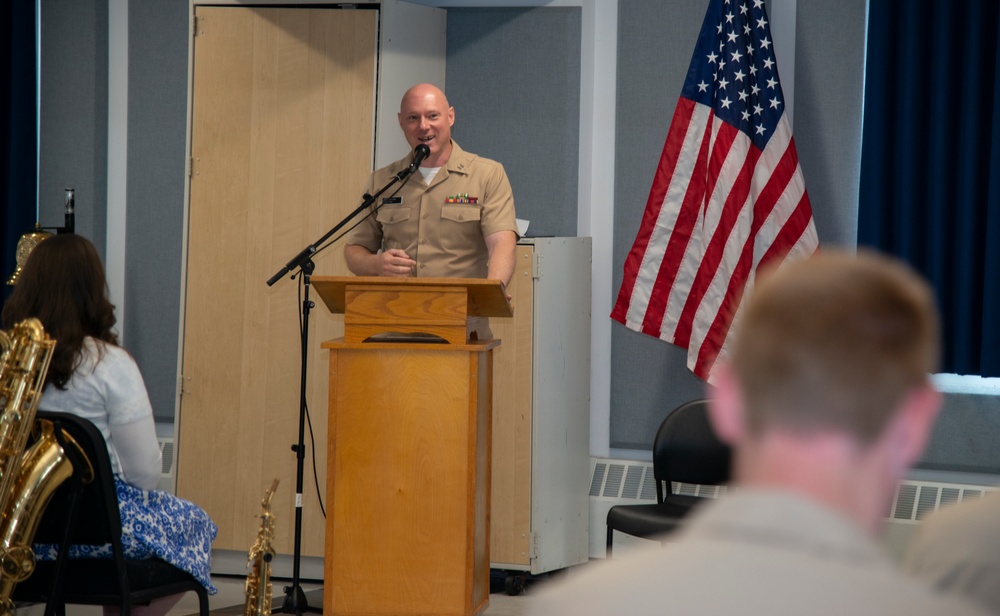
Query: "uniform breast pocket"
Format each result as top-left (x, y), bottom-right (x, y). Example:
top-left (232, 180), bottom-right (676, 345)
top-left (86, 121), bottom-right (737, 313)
top-left (376, 205), bottom-right (412, 226)
top-left (440, 205), bottom-right (481, 224)
top-left (439, 204), bottom-right (483, 252)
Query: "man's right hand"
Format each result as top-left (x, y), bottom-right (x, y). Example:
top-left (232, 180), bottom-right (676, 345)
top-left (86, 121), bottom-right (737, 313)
top-left (345, 244), bottom-right (416, 277)
top-left (377, 249), bottom-right (416, 277)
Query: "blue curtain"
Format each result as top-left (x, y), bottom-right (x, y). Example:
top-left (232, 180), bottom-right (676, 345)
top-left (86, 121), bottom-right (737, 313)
top-left (1, 0), bottom-right (37, 297)
top-left (859, 0), bottom-right (1000, 376)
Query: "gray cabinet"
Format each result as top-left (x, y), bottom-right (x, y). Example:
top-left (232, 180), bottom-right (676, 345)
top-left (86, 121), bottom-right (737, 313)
top-left (490, 237), bottom-right (592, 577)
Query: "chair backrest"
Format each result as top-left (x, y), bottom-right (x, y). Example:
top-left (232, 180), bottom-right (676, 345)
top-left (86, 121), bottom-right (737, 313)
top-left (31, 410), bottom-right (124, 550)
top-left (651, 399), bottom-right (732, 500)
top-left (16, 411), bottom-right (210, 616)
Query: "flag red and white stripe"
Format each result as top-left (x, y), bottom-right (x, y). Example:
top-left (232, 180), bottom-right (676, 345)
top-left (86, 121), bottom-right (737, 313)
top-left (611, 0), bottom-right (818, 382)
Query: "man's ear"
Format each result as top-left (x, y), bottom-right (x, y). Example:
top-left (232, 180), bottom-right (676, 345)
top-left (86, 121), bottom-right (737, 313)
top-left (707, 362), bottom-right (746, 445)
top-left (448, 106), bottom-right (455, 127)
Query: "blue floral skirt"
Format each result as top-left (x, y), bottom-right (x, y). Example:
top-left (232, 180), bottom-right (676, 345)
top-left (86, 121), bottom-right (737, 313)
top-left (35, 477), bottom-right (219, 594)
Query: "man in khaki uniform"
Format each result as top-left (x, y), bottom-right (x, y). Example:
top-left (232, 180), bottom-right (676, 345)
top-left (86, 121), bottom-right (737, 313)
top-left (904, 490), bottom-right (1000, 614)
top-left (527, 250), bottom-right (990, 616)
top-left (345, 84), bottom-right (518, 338)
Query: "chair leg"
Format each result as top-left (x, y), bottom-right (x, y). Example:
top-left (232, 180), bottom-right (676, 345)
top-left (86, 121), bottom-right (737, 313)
top-left (606, 525), bottom-right (614, 558)
top-left (197, 587), bottom-right (210, 616)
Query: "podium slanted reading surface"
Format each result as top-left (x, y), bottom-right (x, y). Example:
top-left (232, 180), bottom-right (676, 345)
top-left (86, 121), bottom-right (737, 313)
top-left (313, 276), bottom-right (511, 616)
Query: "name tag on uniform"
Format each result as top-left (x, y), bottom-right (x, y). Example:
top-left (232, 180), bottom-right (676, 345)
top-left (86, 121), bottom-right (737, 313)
top-left (382, 197), bottom-right (402, 205)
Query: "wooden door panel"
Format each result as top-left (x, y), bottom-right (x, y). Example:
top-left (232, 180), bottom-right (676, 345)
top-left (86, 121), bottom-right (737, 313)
top-left (180, 6), bottom-right (377, 556)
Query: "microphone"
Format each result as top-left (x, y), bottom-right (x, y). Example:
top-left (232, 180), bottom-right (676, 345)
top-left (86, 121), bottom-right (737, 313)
top-left (411, 144), bottom-right (430, 169)
top-left (397, 144), bottom-right (431, 180)
top-left (61, 188), bottom-right (75, 234)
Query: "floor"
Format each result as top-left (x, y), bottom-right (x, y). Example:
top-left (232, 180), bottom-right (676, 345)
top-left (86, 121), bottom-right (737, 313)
top-left (16, 570), bottom-right (542, 615)
top-left (187, 573), bottom-right (535, 616)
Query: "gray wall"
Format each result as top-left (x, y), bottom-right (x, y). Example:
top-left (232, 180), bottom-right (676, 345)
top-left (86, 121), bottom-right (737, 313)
top-left (38, 0), bottom-right (186, 421)
top-left (122, 1), bottom-right (189, 422)
top-left (921, 392), bottom-right (1000, 475)
top-left (32, 0), bottom-right (1000, 475)
top-left (446, 7), bottom-right (581, 238)
top-left (793, 0), bottom-right (865, 247)
top-left (38, 0), bottom-right (107, 244)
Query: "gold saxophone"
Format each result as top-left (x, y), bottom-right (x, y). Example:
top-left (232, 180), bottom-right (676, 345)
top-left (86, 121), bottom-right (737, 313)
top-left (0, 318), bottom-right (92, 615)
top-left (245, 479), bottom-right (280, 616)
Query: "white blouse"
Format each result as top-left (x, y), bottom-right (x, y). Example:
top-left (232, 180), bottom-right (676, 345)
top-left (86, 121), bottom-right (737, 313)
top-left (39, 337), bottom-right (162, 491)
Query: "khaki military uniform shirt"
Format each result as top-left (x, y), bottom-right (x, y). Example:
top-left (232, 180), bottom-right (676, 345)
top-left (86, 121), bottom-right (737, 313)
top-left (528, 489), bottom-right (990, 616)
top-left (346, 140), bottom-right (518, 279)
top-left (904, 489), bottom-right (1000, 614)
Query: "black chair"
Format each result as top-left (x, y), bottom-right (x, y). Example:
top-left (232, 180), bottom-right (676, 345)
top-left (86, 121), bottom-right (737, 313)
top-left (12, 411), bottom-right (210, 616)
top-left (605, 399), bottom-right (731, 557)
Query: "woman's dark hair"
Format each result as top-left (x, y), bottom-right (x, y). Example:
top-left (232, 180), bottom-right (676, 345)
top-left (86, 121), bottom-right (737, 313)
top-left (2, 234), bottom-right (118, 388)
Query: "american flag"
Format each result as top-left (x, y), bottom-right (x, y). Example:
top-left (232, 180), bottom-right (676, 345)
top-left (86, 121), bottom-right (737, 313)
top-left (611, 0), bottom-right (819, 383)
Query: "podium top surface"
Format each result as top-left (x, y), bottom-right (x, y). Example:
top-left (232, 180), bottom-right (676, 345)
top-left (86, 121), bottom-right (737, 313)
top-left (312, 276), bottom-right (513, 318)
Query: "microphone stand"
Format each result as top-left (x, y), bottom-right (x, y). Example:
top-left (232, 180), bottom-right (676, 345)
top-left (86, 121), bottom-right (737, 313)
top-left (265, 159), bottom-right (421, 616)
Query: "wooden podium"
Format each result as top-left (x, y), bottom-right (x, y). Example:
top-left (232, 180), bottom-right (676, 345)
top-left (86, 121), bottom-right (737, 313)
top-left (313, 276), bottom-right (512, 616)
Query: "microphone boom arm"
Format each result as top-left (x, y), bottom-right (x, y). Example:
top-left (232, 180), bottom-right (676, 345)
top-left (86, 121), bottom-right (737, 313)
top-left (266, 173), bottom-right (401, 286)
top-left (265, 144), bottom-right (429, 286)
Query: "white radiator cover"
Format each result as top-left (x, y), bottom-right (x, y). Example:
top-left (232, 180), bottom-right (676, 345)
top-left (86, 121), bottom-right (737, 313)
top-left (588, 457), bottom-right (999, 561)
top-left (160, 445), bottom-right (1000, 565)
top-left (156, 436), bottom-right (175, 493)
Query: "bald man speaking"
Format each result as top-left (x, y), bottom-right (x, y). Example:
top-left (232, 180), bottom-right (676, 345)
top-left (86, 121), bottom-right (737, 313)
top-left (344, 83), bottom-right (519, 340)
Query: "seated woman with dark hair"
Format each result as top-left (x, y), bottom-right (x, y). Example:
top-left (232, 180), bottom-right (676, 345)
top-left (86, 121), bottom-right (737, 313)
top-left (2, 234), bottom-right (217, 614)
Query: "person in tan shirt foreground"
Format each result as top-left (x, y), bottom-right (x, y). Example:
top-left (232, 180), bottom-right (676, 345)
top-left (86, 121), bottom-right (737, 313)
top-left (529, 249), bottom-right (989, 616)
top-left (904, 489), bottom-right (1000, 614)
